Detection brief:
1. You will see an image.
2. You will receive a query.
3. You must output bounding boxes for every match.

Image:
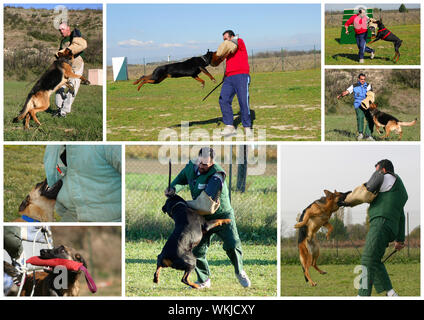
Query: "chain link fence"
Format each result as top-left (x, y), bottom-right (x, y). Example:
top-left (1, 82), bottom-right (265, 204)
top-left (108, 47), bottom-right (320, 80)
top-left (325, 9), bottom-right (420, 27)
top-left (126, 145), bottom-right (277, 244)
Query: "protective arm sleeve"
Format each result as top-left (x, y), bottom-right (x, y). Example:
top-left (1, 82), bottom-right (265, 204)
top-left (365, 171), bottom-right (384, 193)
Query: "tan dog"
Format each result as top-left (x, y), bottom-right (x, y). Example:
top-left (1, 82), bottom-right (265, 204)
top-left (294, 190), bottom-right (350, 286)
top-left (13, 48), bottom-right (90, 129)
top-left (19, 245), bottom-right (86, 296)
top-left (14, 179), bottom-right (62, 222)
top-left (368, 102), bottom-right (417, 140)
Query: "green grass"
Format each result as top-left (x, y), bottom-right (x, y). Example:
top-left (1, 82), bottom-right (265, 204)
top-left (4, 81), bottom-right (103, 141)
top-left (126, 241), bottom-right (277, 296)
top-left (4, 145), bottom-right (47, 221)
top-left (281, 264), bottom-right (420, 296)
top-left (126, 173), bottom-right (277, 243)
top-left (325, 112), bottom-right (420, 141)
top-left (107, 70), bottom-right (321, 141)
top-left (325, 24), bottom-right (420, 65)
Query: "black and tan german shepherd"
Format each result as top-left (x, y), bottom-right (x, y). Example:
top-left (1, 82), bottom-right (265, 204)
top-left (133, 50), bottom-right (216, 91)
top-left (13, 48), bottom-right (90, 129)
top-left (294, 190), bottom-right (350, 287)
top-left (14, 179), bottom-right (62, 222)
top-left (154, 194), bottom-right (231, 288)
top-left (368, 102), bottom-right (417, 140)
top-left (368, 18), bottom-right (403, 63)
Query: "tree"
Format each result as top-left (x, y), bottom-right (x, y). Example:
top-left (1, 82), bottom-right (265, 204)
top-left (399, 4), bottom-right (407, 13)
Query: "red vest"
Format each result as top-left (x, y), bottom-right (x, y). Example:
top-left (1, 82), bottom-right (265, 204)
top-left (225, 38), bottom-right (250, 77)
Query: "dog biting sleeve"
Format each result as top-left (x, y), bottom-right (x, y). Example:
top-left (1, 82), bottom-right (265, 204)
top-left (26, 257), bottom-right (97, 293)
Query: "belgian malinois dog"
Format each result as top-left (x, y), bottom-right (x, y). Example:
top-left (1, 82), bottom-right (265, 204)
top-left (294, 190), bottom-right (350, 287)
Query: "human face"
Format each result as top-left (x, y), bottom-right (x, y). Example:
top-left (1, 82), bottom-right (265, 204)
top-left (59, 24), bottom-right (71, 37)
top-left (358, 76), bottom-right (366, 85)
top-left (223, 32), bottom-right (232, 41)
top-left (198, 156), bottom-right (213, 174)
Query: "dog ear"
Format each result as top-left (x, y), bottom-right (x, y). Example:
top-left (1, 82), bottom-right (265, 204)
top-left (323, 190), bottom-right (332, 197)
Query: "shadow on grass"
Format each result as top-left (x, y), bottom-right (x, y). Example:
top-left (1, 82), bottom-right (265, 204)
top-left (169, 110), bottom-right (256, 129)
top-left (331, 53), bottom-right (390, 63)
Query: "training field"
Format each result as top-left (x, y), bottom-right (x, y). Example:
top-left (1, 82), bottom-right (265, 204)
top-left (325, 24), bottom-right (420, 65)
top-left (107, 69), bottom-right (320, 141)
top-left (4, 81), bottom-right (103, 141)
top-left (125, 151), bottom-right (277, 296)
top-left (127, 241), bottom-right (277, 297)
top-left (281, 247), bottom-right (420, 296)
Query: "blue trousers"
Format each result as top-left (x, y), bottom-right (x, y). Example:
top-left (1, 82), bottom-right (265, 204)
top-left (219, 73), bottom-right (251, 128)
top-left (356, 32), bottom-right (373, 59)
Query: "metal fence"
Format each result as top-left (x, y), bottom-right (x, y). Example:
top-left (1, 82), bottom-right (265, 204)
top-left (125, 145), bottom-right (277, 243)
top-left (108, 47), bottom-right (321, 80)
top-left (325, 9), bottom-right (420, 27)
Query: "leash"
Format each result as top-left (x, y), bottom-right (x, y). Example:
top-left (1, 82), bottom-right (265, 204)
top-left (168, 159), bottom-right (172, 191)
top-left (382, 249), bottom-right (397, 264)
top-left (202, 79), bottom-right (224, 101)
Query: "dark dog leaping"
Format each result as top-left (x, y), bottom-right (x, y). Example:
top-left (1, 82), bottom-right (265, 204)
top-left (154, 194), bottom-right (231, 288)
top-left (368, 18), bottom-right (403, 63)
top-left (133, 50), bottom-right (217, 91)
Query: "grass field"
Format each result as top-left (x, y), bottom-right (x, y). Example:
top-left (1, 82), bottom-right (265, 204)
top-left (282, 264), bottom-right (420, 296)
top-left (281, 247), bottom-right (420, 296)
top-left (3, 145), bottom-right (53, 221)
top-left (126, 241), bottom-right (277, 297)
top-left (325, 24), bottom-right (420, 65)
top-left (4, 81), bottom-right (103, 141)
top-left (107, 69), bottom-right (321, 141)
top-left (325, 112), bottom-right (420, 141)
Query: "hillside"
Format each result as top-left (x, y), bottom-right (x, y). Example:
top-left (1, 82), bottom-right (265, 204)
top-left (4, 6), bottom-right (102, 80)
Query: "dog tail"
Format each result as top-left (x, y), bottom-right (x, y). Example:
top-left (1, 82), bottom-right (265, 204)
top-left (13, 95), bottom-right (33, 123)
top-left (399, 119), bottom-right (417, 127)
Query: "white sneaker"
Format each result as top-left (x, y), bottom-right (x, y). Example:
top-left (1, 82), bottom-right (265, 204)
top-left (359, 59), bottom-right (364, 63)
top-left (221, 125), bottom-right (236, 137)
top-left (194, 278), bottom-right (211, 289)
top-left (370, 51), bottom-right (375, 59)
top-left (387, 289), bottom-right (399, 297)
top-left (365, 135), bottom-right (375, 141)
top-left (244, 127), bottom-right (253, 139)
top-left (357, 133), bottom-right (364, 141)
top-left (236, 270), bottom-right (251, 288)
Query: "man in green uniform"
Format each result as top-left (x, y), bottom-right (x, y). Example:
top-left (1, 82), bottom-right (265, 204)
top-left (165, 147), bottom-right (251, 289)
top-left (358, 159), bottom-right (407, 296)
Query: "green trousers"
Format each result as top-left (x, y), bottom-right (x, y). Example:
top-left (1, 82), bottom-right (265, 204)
top-left (358, 217), bottom-right (395, 296)
top-left (355, 107), bottom-right (374, 136)
top-left (192, 216), bottom-right (244, 283)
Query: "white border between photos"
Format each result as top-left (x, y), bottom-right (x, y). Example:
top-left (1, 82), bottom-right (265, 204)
top-left (0, 0), bottom-right (422, 302)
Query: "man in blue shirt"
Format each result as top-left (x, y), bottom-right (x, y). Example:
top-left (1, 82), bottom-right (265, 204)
top-left (337, 73), bottom-right (375, 141)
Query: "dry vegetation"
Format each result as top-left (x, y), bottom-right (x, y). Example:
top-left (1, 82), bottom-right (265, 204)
top-left (4, 6), bottom-right (102, 81)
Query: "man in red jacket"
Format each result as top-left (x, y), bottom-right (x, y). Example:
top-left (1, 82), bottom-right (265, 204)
top-left (219, 30), bottom-right (252, 137)
top-left (344, 8), bottom-right (375, 63)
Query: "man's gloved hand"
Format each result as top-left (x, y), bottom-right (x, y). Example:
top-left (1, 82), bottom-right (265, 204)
top-left (164, 187), bottom-right (176, 197)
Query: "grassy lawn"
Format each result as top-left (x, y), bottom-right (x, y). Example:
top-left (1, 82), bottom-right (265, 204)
top-left (281, 263), bottom-right (420, 296)
top-left (325, 112), bottom-right (420, 141)
top-left (107, 70), bottom-right (321, 141)
top-left (325, 24), bottom-right (420, 65)
top-left (4, 81), bottom-right (103, 141)
top-left (126, 241), bottom-right (277, 297)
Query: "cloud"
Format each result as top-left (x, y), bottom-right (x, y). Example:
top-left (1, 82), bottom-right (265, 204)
top-left (160, 43), bottom-right (184, 48)
top-left (117, 39), bottom-right (154, 47)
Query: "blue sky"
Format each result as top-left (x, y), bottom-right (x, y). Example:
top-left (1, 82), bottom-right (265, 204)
top-left (5, 3), bottom-right (102, 10)
top-left (107, 4), bottom-right (321, 65)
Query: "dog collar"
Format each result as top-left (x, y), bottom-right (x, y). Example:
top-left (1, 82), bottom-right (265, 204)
top-left (378, 28), bottom-right (387, 32)
top-left (200, 55), bottom-right (208, 64)
top-left (21, 215), bottom-right (40, 222)
top-left (170, 201), bottom-right (187, 214)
